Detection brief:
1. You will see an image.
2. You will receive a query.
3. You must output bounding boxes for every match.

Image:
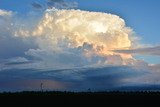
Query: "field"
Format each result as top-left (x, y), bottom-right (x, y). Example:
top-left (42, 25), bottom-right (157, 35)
top-left (1, 91), bottom-right (160, 107)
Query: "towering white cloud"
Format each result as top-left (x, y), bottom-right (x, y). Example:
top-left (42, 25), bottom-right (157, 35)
top-left (16, 8), bottom-right (136, 67)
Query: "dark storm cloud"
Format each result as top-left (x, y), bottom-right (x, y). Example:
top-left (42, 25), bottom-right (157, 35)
top-left (0, 66), bottom-right (147, 91)
top-left (68, 66), bottom-right (145, 91)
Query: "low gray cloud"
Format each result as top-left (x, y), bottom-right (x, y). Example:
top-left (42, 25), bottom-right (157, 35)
top-left (114, 46), bottom-right (160, 56)
top-left (4, 57), bottom-right (30, 66)
top-left (0, 66), bottom-right (150, 91)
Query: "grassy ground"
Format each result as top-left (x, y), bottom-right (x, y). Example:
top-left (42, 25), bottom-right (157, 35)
top-left (1, 91), bottom-right (160, 107)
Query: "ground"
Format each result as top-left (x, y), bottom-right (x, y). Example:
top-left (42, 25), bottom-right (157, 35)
top-left (1, 91), bottom-right (160, 107)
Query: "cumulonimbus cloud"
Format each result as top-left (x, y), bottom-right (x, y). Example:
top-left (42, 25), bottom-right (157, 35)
top-left (15, 8), bottom-right (138, 67)
top-left (0, 7), bottom-right (157, 69)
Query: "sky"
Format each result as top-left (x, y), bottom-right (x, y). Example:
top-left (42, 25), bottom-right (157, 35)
top-left (0, 0), bottom-right (160, 45)
top-left (0, 0), bottom-right (160, 91)
top-left (0, 0), bottom-right (160, 64)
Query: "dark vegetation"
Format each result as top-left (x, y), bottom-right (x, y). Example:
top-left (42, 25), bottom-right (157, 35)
top-left (1, 91), bottom-right (160, 107)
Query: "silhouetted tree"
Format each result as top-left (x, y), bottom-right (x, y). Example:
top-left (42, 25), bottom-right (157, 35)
top-left (40, 83), bottom-right (43, 92)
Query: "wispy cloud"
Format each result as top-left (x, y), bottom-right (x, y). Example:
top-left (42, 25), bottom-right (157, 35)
top-left (47, 0), bottom-right (78, 9)
top-left (31, 0), bottom-right (78, 10)
top-left (114, 46), bottom-right (160, 56)
top-left (31, 2), bottom-right (43, 9)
